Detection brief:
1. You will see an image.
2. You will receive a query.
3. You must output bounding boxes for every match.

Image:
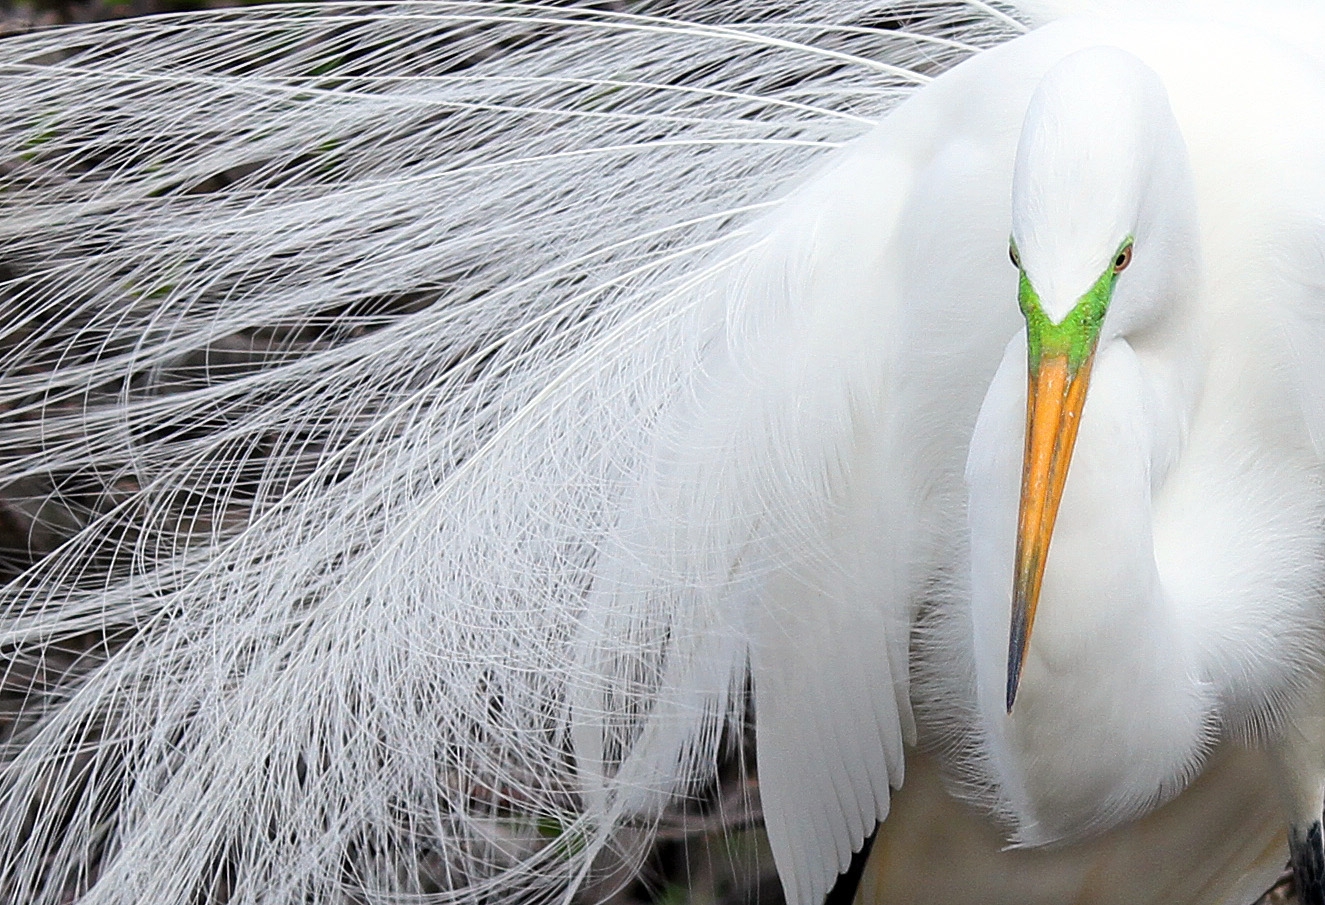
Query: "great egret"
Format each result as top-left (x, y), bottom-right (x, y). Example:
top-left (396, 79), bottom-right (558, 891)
top-left (1, 2), bottom-right (1323, 905)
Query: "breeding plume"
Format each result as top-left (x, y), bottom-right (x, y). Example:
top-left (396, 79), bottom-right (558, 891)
top-left (1, 3), bottom-right (1324, 905)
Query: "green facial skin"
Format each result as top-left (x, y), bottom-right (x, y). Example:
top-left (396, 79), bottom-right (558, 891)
top-left (1013, 237), bottom-right (1132, 374)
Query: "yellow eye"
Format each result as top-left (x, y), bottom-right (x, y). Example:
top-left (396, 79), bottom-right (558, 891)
top-left (1112, 244), bottom-right (1133, 273)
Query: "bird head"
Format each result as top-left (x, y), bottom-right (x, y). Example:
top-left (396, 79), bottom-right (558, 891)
top-left (1002, 45), bottom-right (1198, 710)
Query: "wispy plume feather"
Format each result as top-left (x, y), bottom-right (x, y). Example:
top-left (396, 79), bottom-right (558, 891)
top-left (0, 5), bottom-right (1025, 904)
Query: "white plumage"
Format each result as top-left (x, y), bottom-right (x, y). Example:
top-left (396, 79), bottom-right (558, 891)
top-left (1, 3), bottom-right (1323, 905)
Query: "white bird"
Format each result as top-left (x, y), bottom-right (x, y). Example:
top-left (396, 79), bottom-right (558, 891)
top-left (1, 2), bottom-right (1324, 905)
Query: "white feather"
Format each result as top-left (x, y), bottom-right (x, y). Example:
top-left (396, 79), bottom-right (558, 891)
top-left (0, 5), bottom-right (1024, 905)
top-left (7, 3), bottom-right (1325, 905)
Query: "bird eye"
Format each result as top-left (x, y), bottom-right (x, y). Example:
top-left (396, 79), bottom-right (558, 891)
top-left (1112, 244), bottom-right (1133, 273)
top-left (1009, 243), bottom-right (1021, 269)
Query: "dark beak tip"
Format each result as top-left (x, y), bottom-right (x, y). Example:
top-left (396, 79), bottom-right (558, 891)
top-left (1005, 614), bottom-right (1027, 713)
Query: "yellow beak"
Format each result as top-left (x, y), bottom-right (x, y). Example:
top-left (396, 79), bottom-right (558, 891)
top-left (1005, 351), bottom-right (1095, 712)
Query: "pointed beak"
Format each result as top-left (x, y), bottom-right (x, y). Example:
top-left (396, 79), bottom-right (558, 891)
top-left (1005, 350), bottom-right (1096, 712)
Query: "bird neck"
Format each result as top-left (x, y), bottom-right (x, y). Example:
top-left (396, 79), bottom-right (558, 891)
top-left (965, 333), bottom-right (1214, 843)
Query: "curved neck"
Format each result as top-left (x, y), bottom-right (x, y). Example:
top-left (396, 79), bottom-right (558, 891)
top-left (965, 334), bottom-right (1213, 842)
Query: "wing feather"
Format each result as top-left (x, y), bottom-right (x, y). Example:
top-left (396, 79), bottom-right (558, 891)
top-left (589, 150), bottom-right (942, 904)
